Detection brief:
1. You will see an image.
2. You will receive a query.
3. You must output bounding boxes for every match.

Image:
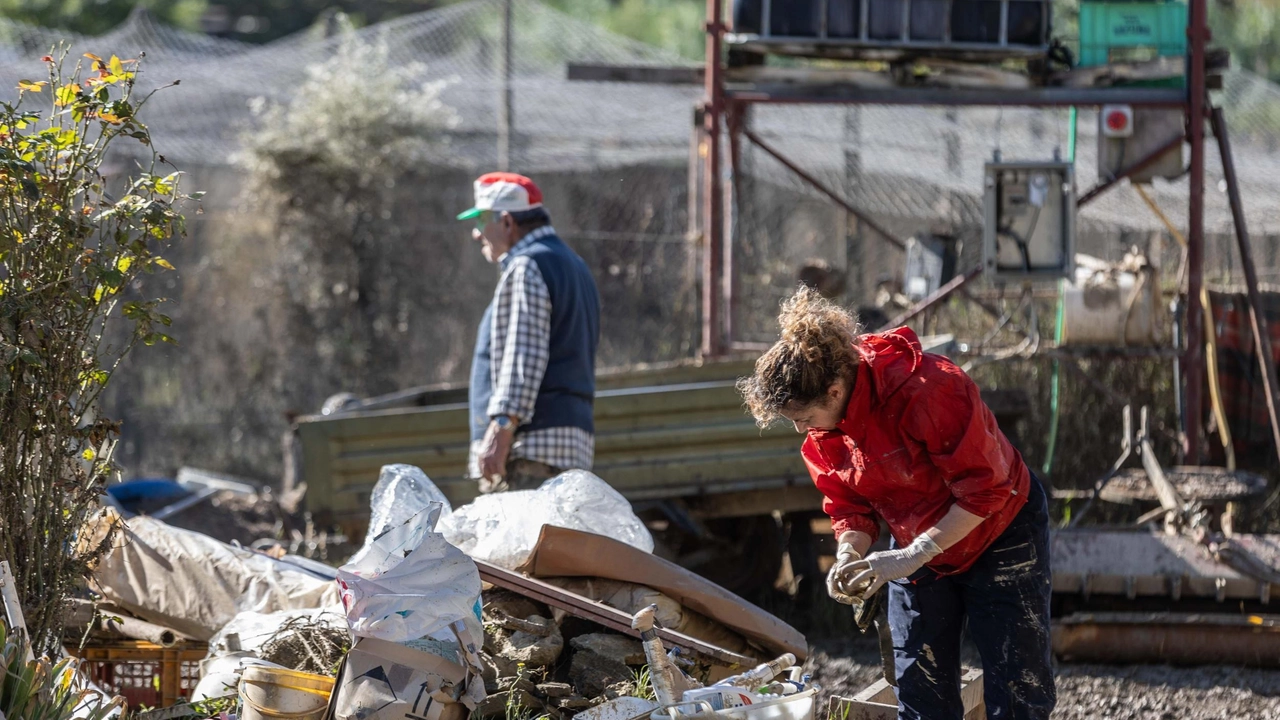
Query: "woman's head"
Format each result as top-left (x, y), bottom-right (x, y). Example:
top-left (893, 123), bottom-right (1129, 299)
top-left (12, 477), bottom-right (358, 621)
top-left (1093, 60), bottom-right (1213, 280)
top-left (737, 285), bottom-right (863, 432)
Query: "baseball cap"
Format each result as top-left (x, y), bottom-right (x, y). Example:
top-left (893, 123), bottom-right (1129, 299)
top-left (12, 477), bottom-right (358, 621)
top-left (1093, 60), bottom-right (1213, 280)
top-left (456, 172), bottom-right (544, 220)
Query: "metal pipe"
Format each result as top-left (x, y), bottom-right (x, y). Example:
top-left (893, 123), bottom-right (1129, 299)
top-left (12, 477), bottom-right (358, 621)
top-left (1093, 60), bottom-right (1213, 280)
top-left (724, 86), bottom-right (1188, 107)
top-left (1184, 0), bottom-right (1208, 462)
top-left (742, 128), bottom-right (909, 252)
top-left (879, 265), bottom-right (984, 331)
top-left (1053, 614), bottom-right (1280, 668)
top-left (1076, 134), bottom-right (1185, 208)
top-left (702, 0), bottom-right (726, 357)
top-left (725, 102), bottom-right (745, 347)
top-left (1211, 106), bottom-right (1280, 467)
top-left (498, 0), bottom-right (513, 170)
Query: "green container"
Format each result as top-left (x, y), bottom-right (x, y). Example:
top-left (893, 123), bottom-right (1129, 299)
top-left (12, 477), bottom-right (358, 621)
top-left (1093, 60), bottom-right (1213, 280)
top-left (1078, 0), bottom-right (1187, 68)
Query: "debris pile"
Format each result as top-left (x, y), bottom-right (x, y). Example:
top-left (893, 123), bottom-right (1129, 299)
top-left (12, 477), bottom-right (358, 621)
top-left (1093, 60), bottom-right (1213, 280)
top-left (73, 464), bottom-right (810, 720)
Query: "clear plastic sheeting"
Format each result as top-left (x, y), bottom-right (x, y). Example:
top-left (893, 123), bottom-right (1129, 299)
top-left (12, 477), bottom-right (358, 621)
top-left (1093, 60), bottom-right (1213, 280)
top-left (347, 464), bottom-right (453, 567)
top-left (337, 503), bottom-right (483, 643)
top-left (438, 469), bottom-right (654, 569)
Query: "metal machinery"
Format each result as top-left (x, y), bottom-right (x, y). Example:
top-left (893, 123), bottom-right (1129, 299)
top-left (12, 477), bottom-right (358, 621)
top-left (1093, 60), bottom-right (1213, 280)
top-left (694, 0), bottom-right (1280, 664)
top-left (982, 159), bottom-right (1075, 280)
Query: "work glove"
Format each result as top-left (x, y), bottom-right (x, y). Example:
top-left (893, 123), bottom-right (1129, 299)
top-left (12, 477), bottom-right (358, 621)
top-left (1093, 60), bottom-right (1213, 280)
top-left (846, 534), bottom-right (944, 598)
top-left (826, 541), bottom-right (867, 605)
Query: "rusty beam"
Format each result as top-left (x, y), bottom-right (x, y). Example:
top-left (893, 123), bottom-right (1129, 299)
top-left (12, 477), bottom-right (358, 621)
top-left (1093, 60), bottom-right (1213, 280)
top-left (879, 266), bottom-right (983, 331)
top-left (741, 128), bottom-right (908, 252)
top-left (567, 63), bottom-right (704, 85)
top-left (1053, 612), bottom-right (1280, 667)
top-left (701, 0), bottom-right (726, 357)
top-left (1076, 134), bottom-right (1185, 208)
top-left (475, 559), bottom-right (755, 668)
top-left (1210, 106), bottom-right (1280, 468)
top-left (1184, 0), bottom-right (1209, 463)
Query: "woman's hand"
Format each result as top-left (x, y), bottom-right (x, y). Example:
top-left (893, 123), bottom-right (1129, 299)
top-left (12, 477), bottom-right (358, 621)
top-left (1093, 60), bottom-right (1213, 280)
top-left (826, 541), bottom-right (867, 604)
top-left (847, 534), bottom-right (943, 597)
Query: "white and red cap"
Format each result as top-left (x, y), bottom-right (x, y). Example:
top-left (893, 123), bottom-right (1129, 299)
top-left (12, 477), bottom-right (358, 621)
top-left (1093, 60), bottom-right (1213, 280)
top-left (456, 172), bottom-right (543, 220)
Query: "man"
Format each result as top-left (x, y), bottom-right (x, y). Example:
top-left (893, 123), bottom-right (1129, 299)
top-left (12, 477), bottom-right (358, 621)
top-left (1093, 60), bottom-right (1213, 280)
top-left (457, 172), bottom-right (601, 493)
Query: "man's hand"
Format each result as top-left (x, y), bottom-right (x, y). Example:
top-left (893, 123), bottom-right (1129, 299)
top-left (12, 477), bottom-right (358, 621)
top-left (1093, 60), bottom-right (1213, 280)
top-left (477, 417), bottom-right (516, 492)
top-left (847, 534), bottom-right (943, 598)
top-left (826, 541), bottom-right (868, 605)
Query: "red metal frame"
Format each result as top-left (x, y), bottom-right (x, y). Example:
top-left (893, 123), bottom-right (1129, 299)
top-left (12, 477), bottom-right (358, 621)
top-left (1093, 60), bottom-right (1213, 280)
top-left (700, 0), bottom-right (1213, 458)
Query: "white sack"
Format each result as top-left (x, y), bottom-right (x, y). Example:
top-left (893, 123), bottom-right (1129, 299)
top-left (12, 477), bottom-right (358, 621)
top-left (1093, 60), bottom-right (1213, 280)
top-left (337, 503), bottom-right (482, 643)
top-left (86, 508), bottom-right (341, 641)
top-left (437, 469), bottom-right (653, 569)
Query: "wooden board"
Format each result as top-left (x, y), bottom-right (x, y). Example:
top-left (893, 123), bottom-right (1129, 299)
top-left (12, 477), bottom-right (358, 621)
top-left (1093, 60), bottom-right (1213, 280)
top-left (830, 668), bottom-right (985, 720)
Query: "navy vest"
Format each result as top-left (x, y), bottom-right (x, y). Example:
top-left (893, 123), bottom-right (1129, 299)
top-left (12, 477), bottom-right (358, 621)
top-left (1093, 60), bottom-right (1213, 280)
top-left (469, 231), bottom-right (600, 442)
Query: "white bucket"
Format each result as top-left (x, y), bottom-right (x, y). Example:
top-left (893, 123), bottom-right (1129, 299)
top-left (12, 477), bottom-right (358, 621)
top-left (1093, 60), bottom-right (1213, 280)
top-left (239, 664), bottom-right (334, 720)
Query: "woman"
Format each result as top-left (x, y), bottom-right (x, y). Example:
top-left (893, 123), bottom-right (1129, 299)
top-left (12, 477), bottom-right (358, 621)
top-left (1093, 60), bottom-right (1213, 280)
top-left (738, 286), bottom-right (1055, 720)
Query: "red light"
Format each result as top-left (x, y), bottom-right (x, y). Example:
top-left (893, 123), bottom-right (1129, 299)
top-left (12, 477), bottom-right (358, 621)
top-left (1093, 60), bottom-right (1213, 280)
top-left (1106, 110), bottom-right (1129, 132)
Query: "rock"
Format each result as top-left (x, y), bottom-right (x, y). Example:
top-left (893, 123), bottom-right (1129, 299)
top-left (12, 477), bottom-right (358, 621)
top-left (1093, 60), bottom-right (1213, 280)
top-left (570, 650), bottom-right (633, 699)
top-left (483, 589), bottom-right (550, 621)
top-left (498, 676), bottom-right (539, 694)
top-left (603, 681), bottom-right (636, 700)
top-left (537, 682), bottom-right (575, 699)
top-left (488, 615), bottom-right (564, 674)
top-left (474, 690), bottom-right (544, 719)
top-left (554, 695), bottom-right (594, 711)
top-left (569, 634), bottom-right (646, 666)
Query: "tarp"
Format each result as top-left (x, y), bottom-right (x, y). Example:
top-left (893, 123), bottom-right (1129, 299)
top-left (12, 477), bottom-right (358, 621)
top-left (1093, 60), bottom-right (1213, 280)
top-left (516, 526), bottom-right (807, 660)
top-left (85, 508), bottom-right (341, 641)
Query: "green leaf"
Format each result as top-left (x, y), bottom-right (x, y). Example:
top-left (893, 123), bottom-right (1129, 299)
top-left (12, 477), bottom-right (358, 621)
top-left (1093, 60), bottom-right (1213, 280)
top-left (54, 83), bottom-right (79, 107)
top-left (16, 80), bottom-right (46, 93)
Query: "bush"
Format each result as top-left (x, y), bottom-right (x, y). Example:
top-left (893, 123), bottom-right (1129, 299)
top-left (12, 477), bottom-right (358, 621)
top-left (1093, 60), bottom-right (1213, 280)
top-left (0, 49), bottom-right (191, 654)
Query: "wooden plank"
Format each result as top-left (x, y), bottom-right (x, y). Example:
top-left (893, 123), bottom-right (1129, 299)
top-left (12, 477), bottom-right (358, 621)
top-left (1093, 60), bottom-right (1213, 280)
top-left (474, 560), bottom-right (755, 669)
top-left (832, 669), bottom-right (985, 720)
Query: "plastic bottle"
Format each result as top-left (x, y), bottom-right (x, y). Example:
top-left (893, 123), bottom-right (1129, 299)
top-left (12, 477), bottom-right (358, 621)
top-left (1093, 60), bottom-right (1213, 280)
top-left (632, 605), bottom-right (683, 705)
top-left (713, 653), bottom-right (797, 690)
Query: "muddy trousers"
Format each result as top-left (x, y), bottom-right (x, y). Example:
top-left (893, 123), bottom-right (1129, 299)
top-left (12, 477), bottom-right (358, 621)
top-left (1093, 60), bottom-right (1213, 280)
top-left (889, 475), bottom-right (1056, 720)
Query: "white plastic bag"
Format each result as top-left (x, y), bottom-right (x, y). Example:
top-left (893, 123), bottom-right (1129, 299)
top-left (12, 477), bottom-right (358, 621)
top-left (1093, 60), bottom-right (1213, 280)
top-left (337, 503), bottom-right (482, 643)
top-left (348, 464), bottom-right (452, 567)
top-left (438, 469), bottom-right (654, 569)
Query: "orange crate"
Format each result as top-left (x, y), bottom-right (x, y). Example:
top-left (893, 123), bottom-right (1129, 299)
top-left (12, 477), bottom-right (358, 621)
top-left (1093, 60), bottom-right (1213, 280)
top-left (68, 641), bottom-right (208, 710)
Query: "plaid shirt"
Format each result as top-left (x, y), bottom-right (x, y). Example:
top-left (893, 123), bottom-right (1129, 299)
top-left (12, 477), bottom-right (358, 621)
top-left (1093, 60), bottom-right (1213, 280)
top-left (468, 226), bottom-right (595, 476)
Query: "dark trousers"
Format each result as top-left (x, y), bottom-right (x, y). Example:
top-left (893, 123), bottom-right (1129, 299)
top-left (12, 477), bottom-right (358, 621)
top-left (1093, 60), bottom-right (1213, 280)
top-left (889, 475), bottom-right (1056, 720)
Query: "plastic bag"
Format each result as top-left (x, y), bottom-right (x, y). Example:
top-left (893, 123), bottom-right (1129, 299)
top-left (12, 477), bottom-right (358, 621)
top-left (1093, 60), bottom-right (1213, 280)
top-left (337, 503), bottom-right (483, 643)
top-left (348, 465), bottom-right (452, 567)
top-left (438, 469), bottom-right (654, 570)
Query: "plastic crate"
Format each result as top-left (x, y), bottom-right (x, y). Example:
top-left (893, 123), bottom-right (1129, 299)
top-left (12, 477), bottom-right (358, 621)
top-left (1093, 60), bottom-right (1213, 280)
top-left (68, 641), bottom-right (207, 710)
top-left (1078, 0), bottom-right (1187, 68)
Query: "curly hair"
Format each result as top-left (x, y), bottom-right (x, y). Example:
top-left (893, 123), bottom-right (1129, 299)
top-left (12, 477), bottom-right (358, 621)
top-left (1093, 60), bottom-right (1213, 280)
top-left (737, 285), bottom-right (862, 427)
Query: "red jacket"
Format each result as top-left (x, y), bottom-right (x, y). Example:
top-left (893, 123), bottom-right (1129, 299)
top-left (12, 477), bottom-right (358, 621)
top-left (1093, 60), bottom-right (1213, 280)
top-left (803, 327), bottom-right (1030, 575)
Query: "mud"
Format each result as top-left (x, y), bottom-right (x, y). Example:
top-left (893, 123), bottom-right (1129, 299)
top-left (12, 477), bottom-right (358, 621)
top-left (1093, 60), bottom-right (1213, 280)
top-left (805, 637), bottom-right (1280, 719)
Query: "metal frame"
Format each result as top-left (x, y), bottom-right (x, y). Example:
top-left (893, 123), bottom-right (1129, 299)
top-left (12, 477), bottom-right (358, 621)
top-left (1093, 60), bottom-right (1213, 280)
top-left (695, 0), bottom-right (1273, 464)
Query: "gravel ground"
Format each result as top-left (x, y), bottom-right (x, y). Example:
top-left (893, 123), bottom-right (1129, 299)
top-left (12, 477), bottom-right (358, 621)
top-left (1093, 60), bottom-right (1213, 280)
top-left (804, 636), bottom-right (1280, 719)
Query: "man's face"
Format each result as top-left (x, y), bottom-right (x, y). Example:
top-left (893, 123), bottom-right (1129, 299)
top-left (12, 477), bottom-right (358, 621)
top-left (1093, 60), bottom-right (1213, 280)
top-left (472, 211), bottom-right (518, 263)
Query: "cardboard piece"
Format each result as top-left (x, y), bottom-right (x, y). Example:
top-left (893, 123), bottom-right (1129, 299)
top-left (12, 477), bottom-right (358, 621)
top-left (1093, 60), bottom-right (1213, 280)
top-left (515, 526), bottom-right (807, 660)
top-left (328, 621), bottom-right (486, 720)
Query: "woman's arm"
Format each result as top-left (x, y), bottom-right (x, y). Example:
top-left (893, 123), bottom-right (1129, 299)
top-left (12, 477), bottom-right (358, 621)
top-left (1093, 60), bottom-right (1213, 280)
top-left (924, 504), bottom-right (985, 550)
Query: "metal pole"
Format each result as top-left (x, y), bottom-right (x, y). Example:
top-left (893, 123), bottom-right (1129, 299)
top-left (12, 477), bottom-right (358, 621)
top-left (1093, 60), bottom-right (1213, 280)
top-left (725, 102), bottom-right (744, 346)
top-left (701, 0), bottom-right (725, 357)
top-left (743, 128), bottom-right (909, 252)
top-left (498, 0), bottom-right (514, 170)
top-left (880, 266), bottom-right (984, 331)
top-left (1211, 106), bottom-right (1280, 466)
top-left (1076, 134), bottom-right (1186, 207)
top-left (1184, 0), bottom-right (1208, 462)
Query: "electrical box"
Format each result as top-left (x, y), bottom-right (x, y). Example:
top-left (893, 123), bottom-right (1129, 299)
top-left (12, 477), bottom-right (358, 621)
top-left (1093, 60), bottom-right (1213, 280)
top-left (1097, 107), bottom-right (1184, 182)
top-left (1078, 0), bottom-right (1187, 69)
top-left (983, 161), bottom-right (1075, 281)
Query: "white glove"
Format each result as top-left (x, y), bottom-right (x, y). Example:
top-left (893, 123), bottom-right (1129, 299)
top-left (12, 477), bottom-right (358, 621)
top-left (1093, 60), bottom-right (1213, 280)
top-left (826, 541), bottom-right (867, 605)
top-left (846, 534), bottom-right (944, 598)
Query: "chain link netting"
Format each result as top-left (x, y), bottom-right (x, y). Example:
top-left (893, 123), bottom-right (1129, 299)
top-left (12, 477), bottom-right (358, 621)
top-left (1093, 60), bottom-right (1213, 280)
top-left (4, 0), bottom-right (1280, 483)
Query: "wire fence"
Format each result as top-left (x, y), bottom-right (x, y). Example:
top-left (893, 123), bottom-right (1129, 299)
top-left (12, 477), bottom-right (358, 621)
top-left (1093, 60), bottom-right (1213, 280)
top-left (4, 0), bottom-right (1280, 484)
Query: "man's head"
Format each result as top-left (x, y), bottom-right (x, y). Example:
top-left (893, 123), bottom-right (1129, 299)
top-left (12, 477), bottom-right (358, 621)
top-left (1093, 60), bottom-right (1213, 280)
top-left (457, 172), bottom-right (552, 263)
